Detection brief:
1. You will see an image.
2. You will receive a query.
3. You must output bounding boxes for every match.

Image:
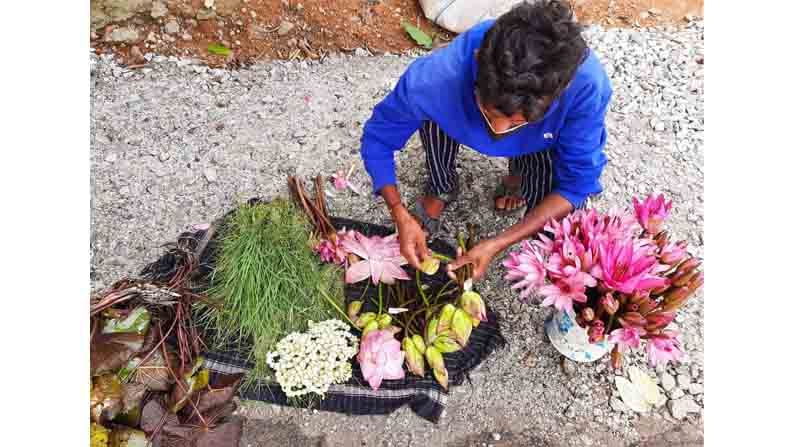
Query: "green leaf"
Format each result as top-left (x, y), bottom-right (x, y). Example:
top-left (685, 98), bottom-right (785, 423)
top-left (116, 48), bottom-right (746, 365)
top-left (402, 22), bottom-right (433, 49)
top-left (208, 43), bottom-right (232, 57)
top-left (103, 307), bottom-right (150, 336)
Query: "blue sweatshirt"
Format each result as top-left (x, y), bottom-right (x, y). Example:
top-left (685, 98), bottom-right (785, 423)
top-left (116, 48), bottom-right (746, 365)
top-left (360, 20), bottom-right (612, 208)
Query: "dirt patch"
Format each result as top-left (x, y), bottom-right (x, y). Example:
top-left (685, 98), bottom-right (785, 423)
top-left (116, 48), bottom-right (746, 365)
top-left (90, 0), bottom-right (704, 67)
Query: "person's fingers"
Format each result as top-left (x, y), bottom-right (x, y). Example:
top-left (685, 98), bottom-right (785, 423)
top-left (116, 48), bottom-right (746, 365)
top-left (495, 196), bottom-right (506, 210)
top-left (403, 240), bottom-right (421, 269)
top-left (448, 253), bottom-right (471, 272)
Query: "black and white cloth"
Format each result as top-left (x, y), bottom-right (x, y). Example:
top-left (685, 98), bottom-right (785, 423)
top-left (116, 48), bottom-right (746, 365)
top-left (419, 120), bottom-right (590, 210)
top-left (145, 214), bottom-right (506, 423)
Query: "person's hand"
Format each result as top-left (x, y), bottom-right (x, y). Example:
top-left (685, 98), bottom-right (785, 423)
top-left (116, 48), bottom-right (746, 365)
top-left (447, 238), bottom-right (502, 282)
top-left (392, 205), bottom-right (430, 269)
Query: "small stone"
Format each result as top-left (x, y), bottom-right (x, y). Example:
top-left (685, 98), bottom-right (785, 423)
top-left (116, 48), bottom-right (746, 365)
top-left (197, 8), bottom-right (216, 20)
top-left (561, 357), bottom-right (575, 377)
top-left (610, 396), bottom-right (630, 414)
top-left (648, 8), bottom-right (662, 16)
top-left (105, 27), bottom-right (141, 44)
top-left (204, 167), bottom-right (218, 183)
top-left (165, 20), bottom-right (180, 35)
top-left (660, 373), bottom-right (676, 391)
top-left (277, 21), bottom-right (295, 36)
top-left (689, 383), bottom-right (703, 395)
top-left (667, 396), bottom-right (700, 420)
top-left (158, 152), bottom-right (171, 162)
top-left (669, 388), bottom-right (685, 399)
top-left (564, 404), bottom-right (577, 419)
top-left (150, 1), bottom-right (168, 19)
top-left (492, 433), bottom-right (501, 441)
top-left (677, 374), bottom-right (692, 389)
top-left (106, 256), bottom-right (132, 267)
top-left (182, 33), bottom-right (193, 41)
top-left (105, 152), bottom-right (118, 163)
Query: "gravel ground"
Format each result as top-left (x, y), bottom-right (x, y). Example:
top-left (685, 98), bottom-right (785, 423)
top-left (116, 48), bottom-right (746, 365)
top-left (91, 20), bottom-right (704, 447)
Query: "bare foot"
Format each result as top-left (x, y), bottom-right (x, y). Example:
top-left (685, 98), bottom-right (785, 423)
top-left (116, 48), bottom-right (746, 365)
top-left (420, 195), bottom-right (446, 219)
top-left (495, 175), bottom-right (525, 211)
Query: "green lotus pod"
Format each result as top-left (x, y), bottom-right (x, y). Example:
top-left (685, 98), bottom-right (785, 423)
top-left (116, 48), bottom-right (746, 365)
top-left (451, 308), bottom-right (473, 347)
top-left (432, 367), bottom-right (449, 390)
top-left (433, 335), bottom-right (462, 354)
top-left (425, 345), bottom-right (444, 372)
top-left (411, 334), bottom-right (427, 355)
top-left (402, 337), bottom-right (425, 377)
top-left (419, 257), bottom-right (440, 275)
top-left (437, 304), bottom-right (456, 334)
top-left (355, 312), bottom-right (377, 329)
top-left (425, 318), bottom-right (439, 345)
top-left (377, 313), bottom-right (392, 329)
top-left (347, 301), bottom-right (363, 320)
top-left (362, 320), bottom-right (379, 336)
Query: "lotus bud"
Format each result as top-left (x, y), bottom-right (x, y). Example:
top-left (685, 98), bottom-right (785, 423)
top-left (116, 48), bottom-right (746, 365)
top-left (628, 293), bottom-right (645, 305)
top-left (592, 319), bottom-right (605, 328)
top-left (662, 287), bottom-right (695, 312)
top-left (670, 258), bottom-right (700, 282)
top-left (402, 337), bottom-right (425, 377)
top-left (588, 324), bottom-right (605, 344)
top-left (376, 314), bottom-right (392, 329)
top-left (425, 345), bottom-right (444, 372)
top-left (619, 312), bottom-right (647, 328)
top-left (673, 269), bottom-right (700, 288)
top-left (600, 293), bottom-right (619, 316)
top-left (387, 325), bottom-right (402, 336)
top-left (437, 304), bottom-right (456, 334)
top-left (654, 231), bottom-right (669, 249)
top-left (627, 303), bottom-right (640, 313)
top-left (451, 309), bottom-right (473, 346)
top-left (661, 240), bottom-right (688, 265)
top-left (460, 291), bottom-right (487, 325)
top-left (411, 335), bottom-right (427, 355)
top-left (650, 283), bottom-right (671, 296)
top-left (419, 257), bottom-right (440, 275)
top-left (637, 296), bottom-right (658, 315)
top-left (425, 318), bottom-right (439, 345)
top-left (645, 311), bottom-right (676, 331)
top-left (688, 271), bottom-right (704, 290)
top-left (354, 312), bottom-right (377, 329)
top-left (610, 346), bottom-right (623, 370)
top-left (347, 301), bottom-right (363, 320)
top-left (433, 335), bottom-right (462, 353)
top-left (433, 367), bottom-right (449, 390)
top-left (581, 307), bottom-right (595, 322)
top-left (362, 320), bottom-right (379, 336)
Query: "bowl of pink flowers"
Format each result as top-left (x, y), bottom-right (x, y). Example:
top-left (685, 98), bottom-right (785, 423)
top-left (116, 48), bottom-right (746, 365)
top-left (503, 194), bottom-right (703, 368)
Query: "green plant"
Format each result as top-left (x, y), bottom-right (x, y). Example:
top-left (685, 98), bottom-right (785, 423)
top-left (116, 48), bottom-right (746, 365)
top-left (200, 200), bottom-right (344, 384)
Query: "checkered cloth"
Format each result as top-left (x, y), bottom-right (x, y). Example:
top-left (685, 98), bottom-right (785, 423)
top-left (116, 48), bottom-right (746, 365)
top-left (142, 211), bottom-right (505, 423)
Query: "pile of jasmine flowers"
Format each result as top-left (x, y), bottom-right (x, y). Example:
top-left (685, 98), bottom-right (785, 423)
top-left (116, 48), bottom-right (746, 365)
top-left (266, 319), bottom-right (359, 397)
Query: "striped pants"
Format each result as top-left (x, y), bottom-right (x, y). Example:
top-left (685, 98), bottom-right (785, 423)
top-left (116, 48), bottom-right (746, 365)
top-left (419, 121), bottom-right (585, 210)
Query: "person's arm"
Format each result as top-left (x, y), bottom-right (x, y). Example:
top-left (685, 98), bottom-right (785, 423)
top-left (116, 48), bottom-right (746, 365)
top-left (380, 185), bottom-right (429, 269)
top-left (448, 79), bottom-right (612, 280)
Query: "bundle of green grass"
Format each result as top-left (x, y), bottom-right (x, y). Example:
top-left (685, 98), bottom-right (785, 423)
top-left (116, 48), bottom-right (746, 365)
top-left (201, 199), bottom-right (342, 384)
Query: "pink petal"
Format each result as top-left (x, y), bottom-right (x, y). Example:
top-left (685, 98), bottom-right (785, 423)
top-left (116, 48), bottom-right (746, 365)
top-left (366, 371), bottom-right (384, 391)
top-left (369, 260), bottom-right (386, 284)
top-left (345, 261), bottom-right (371, 284)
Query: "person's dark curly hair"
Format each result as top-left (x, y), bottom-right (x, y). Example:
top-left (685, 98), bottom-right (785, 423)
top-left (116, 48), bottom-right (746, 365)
top-left (476, 0), bottom-right (587, 121)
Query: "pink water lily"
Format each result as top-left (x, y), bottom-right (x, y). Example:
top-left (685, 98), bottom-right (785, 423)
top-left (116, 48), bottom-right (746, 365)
top-left (608, 327), bottom-right (647, 352)
top-left (315, 228), bottom-right (358, 265)
top-left (357, 329), bottom-right (405, 390)
top-left (330, 164), bottom-right (362, 195)
top-left (646, 330), bottom-right (685, 368)
top-left (633, 194), bottom-right (672, 236)
top-left (502, 241), bottom-right (547, 300)
top-left (593, 238), bottom-right (668, 295)
top-left (538, 272), bottom-right (596, 315)
top-left (342, 233), bottom-right (409, 285)
top-left (659, 240), bottom-right (688, 266)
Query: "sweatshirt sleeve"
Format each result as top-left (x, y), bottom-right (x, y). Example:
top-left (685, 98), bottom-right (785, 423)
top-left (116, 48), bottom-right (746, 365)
top-left (552, 80), bottom-right (612, 208)
top-left (360, 62), bottom-right (430, 195)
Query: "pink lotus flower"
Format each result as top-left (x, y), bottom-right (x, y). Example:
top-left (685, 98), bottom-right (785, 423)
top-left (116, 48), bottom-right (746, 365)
top-left (538, 272), bottom-right (596, 315)
top-left (633, 194), bottom-right (672, 236)
top-left (314, 229), bottom-right (358, 265)
top-left (646, 330), bottom-right (685, 368)
top-left (330, 164), bottom-right (362, 195)
top-left (342, 233), bottom-right (409, 285)
top-left (593, 239), bottom-right (668, 295)
top-left (502, 241), bottom-right (547, 300)
top-left (608, 327), bottom-right (647, 352)
top-left (357, 329), bottom-right (405, 390)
